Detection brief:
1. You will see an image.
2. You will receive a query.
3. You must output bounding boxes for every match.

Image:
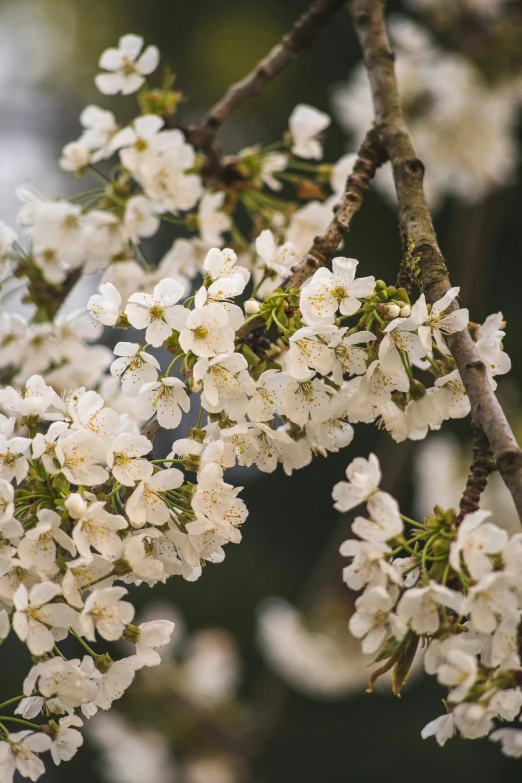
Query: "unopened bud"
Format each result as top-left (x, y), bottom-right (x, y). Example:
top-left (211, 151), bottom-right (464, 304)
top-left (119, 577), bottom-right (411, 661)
top-left (65, 492), bottom-right (87, 519)
top-left (244, 299), bottom-right (261, 314)
top-left (400, 304), bottom-right (411, 318)
top-left (386, 304), bottom-right (401, 318)
top-left (123, 624), bottom-right (141, 644)
top-left (191, 379), bottom-right (203, 393)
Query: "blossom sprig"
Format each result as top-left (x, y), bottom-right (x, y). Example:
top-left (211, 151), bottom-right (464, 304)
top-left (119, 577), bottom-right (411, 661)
top-left (337, 453), bottom-right (522, 756)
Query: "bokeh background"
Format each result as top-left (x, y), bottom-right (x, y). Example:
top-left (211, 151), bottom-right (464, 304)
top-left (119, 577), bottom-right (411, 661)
top-left (2, 0), bottom-right (522, 780)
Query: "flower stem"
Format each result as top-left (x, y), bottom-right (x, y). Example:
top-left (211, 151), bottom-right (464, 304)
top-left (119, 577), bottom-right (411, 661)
top-left (70, 629), bottom-right (99, 657)
top-left (0, 696), bottom-right (24, 711)
top-left (0, 716), bottom-right (43, 730)
top-left (165, 354), bottom-right (185, 376)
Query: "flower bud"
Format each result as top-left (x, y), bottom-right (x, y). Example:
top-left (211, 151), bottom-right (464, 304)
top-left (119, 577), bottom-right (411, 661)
top-left (400, 304), bottom-right (411, 317)
top-left (65, 492), bottom-right (87, 519)
top-left (191, 378), bottom-right (203, 393)
top-left (244, 298), bottom-right (261, 314)
top-left (386, 304), bottom-right (401, 318)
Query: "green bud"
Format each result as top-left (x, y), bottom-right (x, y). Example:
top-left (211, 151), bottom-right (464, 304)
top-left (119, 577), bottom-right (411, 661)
top-left (240, 344), bottom-right (261, 367)
top-left (187, 426), bottom-right (206, 444)
top-left (122, 624), bottom-right (141, 644)
top-left (183, 454), bottom-right (202, 473)
top-left (112, 558), bottom-right (133, 576)
top-left (409, 379), bottom-right (426, 400)
top-left (52, 474), bottom-right (70, 494)
top-left (115, 313), bottom-right (129, 329)
top-left (395, 287), bottom-right (410, 304)
top-left (432, 538), bottom-right (450, 556)
top-left (94, 653), bottom-right (113, 674)
top-left (375, 280), bottom-right (387, 291)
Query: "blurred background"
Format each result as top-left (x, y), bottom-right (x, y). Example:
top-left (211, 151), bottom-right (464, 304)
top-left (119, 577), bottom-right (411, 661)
top-left (2, 0), bottom-right (522, 780)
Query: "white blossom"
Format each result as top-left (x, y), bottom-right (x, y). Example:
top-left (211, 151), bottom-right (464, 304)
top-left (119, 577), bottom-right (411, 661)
top-left (449, 509), bottom-right (507, 580)
top-left (88, 283), bottom-right (122, 327)
top-left (125, 278), bottom-right (185, 347)
top-left (107, 432), bottom-right (153, 486)
top-left (111, 342), bottom-right (160, 397)
top-left (95, 34), bottom-right (160, 95)
top-left (135, 377), bottom-right (190, 429)
top-left (79, 586), bottom-right (134, 642)
top-left (349, 586), bottom-right (394, 654)
top-left (332, 453), bottom-right (381, 512)
top-left (66, 493), bottom-right (128, 559)
top-left (13, 582), bottom-right (77, 655)
top-left (289, 104), bottom-right (330, 159)
top-left (300, 257), bottom-right (375, 325)
top-left (395, 583), bottom-right (464, 634)
top-left (0, 731), bottom-right (52, 783)
top-left (127, 468), bottom-right (184, 527)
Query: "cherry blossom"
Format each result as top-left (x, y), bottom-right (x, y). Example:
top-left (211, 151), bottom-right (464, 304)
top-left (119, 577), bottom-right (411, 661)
top-left (107, 433), bottom-right (154, 486)
top-left (95, 34), bottom-right (160, 95)
top-left (125, 278), bottom-right (185, 347)
top-left (332, 453), bottom-right (382, 512)
top-left (289, 104), bottom-right (331, 159)
top-left (135, 377), bottom-right (190, 429)
top-left (110, 342), bottom-right (160, 397)
top-left (176, 303), bottom-right (235, 358)
top-left (88, 283), bottom-right (122, 327)
top-left (449, 510), bottom-right (508, 580)
top-left (13, 582), bottom-right (77, 656)
top-left (66, 493), bottom-right (128, 559)
top-left (300, 257), bottom-right (375, 325)
top-left (0, 731), bottom-right (52, 783)
top-left (127, 468), bottom-right (184, 527)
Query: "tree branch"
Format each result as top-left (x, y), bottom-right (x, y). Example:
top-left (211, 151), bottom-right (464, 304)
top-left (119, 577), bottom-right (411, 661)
top-left (350, 0), bottom-right (522, 522)
top-left (285, 126), bottom-right (387, 288)
top-left (458, 424), bottom-right (494, 521)
top-left (182, 0), bottom-right (347, 151)
top-left (235, 127), bottom-right (387, 340)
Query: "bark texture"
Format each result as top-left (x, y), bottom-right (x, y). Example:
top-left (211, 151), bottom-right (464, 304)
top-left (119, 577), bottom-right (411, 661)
top-left (350, 0), bottom-right (522, 522)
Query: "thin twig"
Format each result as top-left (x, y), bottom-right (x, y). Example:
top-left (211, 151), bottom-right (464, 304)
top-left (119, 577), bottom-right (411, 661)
top-left (235, 127), bottom-right (387, 340)
top-left (458, 424), bottom-right (494, 521)
top-left (181, 0), bottom-right (346, 151)
top-left (350, 0), bottom-right (522, 523)
top-left (284, 126), bottom-right (387, 288)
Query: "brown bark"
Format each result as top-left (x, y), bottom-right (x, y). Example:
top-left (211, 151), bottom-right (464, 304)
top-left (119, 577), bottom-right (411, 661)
top-left (350, 0), bottom-right (522, 522)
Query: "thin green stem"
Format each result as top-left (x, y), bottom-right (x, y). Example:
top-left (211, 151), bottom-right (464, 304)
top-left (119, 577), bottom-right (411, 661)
top-left (400, 514), bottom-right (425, 529)
top-left (87, 165), bottom-right (112, 184)
top-left (161, 213), bottom-right (187, 226)
top-left (0, 716), bottom-right (43, 730)
top-left (272, 310), bottom-right (289, 336)
top-left (71, 629), bottom-right (99, 657)
top-left (0, 696), bottom-right (24, 711)
top-left (165, 354), bottom-right (185, 376)
top-left (150, 458), bottom-right (184, 464)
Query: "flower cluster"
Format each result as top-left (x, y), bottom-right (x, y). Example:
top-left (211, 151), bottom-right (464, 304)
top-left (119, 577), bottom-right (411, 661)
top-left (0, 22), bottom-right (516, 778)
top-left (338, 453), bottom-right (522, 757)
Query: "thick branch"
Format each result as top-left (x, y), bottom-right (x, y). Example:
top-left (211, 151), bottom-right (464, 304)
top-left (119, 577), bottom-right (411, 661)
top-left (350, 0), bottom-right (522, 522)
top-left (185, 0), bottom-right (346, 150)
